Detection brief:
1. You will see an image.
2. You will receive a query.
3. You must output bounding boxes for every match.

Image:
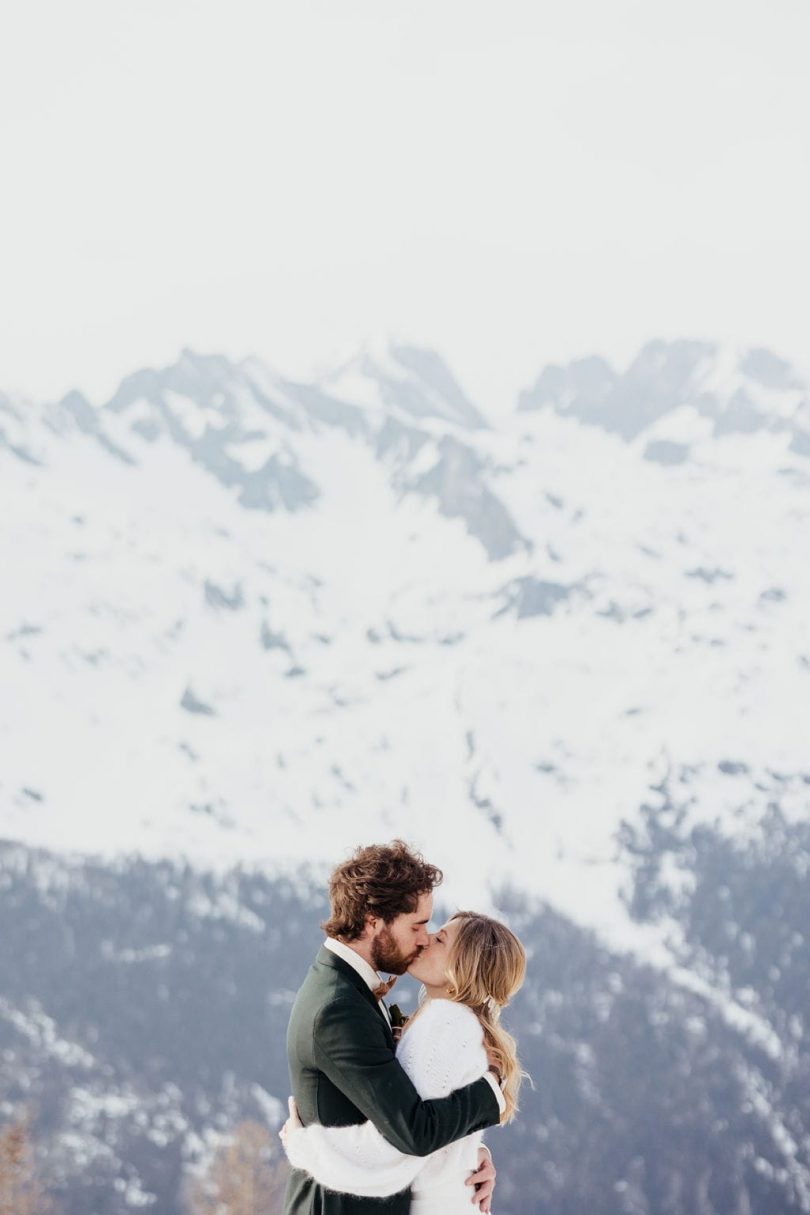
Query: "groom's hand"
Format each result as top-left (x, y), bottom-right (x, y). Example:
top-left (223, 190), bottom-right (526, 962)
top-left (465, 1146), bottom-right (496, 1212)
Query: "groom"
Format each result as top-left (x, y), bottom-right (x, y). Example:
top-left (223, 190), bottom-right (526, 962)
top-left (283, 840), bottom-right (503, 1215)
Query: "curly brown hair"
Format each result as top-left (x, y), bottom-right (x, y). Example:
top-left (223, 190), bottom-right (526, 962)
top-left (320, 840), bottom-right (443, 941)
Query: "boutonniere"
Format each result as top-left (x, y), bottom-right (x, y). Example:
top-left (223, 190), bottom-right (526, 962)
top-left (389, 1004), bottom-right (410, 1041)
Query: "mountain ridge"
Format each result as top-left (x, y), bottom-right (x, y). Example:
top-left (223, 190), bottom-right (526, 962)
top-left (2, 333), bottom-right (808, 964)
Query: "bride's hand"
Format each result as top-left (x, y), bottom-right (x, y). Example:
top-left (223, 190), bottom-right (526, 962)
top-left (278, 1096), bottom-right (303, 1151)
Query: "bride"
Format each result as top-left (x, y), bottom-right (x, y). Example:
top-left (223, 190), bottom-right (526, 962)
top-left (280, 911), bottom-right (526, 1215)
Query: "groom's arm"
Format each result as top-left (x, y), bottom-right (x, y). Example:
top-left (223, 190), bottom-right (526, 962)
top-left (311, 997), bottom-right (501, 1157)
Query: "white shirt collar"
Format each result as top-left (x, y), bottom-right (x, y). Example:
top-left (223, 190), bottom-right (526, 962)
top-left (324, 937), bottom-right (382, 993)
top-left (323, 938), bottom-right (394, 1028)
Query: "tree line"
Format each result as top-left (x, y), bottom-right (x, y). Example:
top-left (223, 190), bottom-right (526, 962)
top-left (0, 1109), bottom-right (288, 1215)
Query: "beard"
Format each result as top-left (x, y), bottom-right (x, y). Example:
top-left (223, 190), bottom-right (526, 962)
top-left (371, 924), bottom-right (422, 975)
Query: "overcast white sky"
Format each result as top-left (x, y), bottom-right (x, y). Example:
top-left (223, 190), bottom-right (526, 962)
top-left (2, 0), bottom-right (809, 417)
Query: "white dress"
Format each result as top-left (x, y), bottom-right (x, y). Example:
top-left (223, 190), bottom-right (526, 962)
top-left (283, 997), bottom-right (492, 1214)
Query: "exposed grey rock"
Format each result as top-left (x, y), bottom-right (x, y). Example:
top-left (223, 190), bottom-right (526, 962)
top-left (5, 622), bottom-right (44, 639)
top-left (468, 774), bottom-right (504, 835)
top-left (686, 567), bottom-right (734, 583)
top-left (236, 455), bottom-right (319, 512)
top-left (204, 581), bottom-right (244, 611)
top-left (644, 439), bottom-right (690, 465)
top-left (376, 415), bottom-right (522, 562)
top-left (0, 394), bottom-right (44, 465)
top-left (0, 393), bottom-right (23, 424)
top-left (0, 428), bottom-right (42, 464)
top-left (740, 346), bottom-right (802, 390)
top-left (494, 576), bottom-right (574, 619)
top-left (518, 354), bottom-right (617, 416)
top-left (259, 623), bottom-right (290, 652)
top-left (58, 390), bottom-right (135, 464)
top-left (386, 620), bottom-right (424, 644)
top-left (107, 349), bottom-right (299, 430)
top-left (100, 350), bottom-right (320, 513)
top-left (388, 343), bottom-right (488, 429)
top-left (374, 415), bottom-right (432, 463)
top-left (408, 435), bottom-right (527, 561)
top-left (789, 429), bottom-right (810, 458)
top-left (327, 343), bottom-right (488, 430)
top-left (520, 340), bottom-right (720, 438)
top-left (129, 416), bottom-right (162, 442)
top-left (614, 339), bottom-right (718, 438)
top-left (518, 339), bottom-right (810, 456)
top-left (712, 388), bottom-right (769, 436)
top-left (278, 379), bottom-right (369, 436)
top-left (375, 666), bottom-right (407, 681)
top-left (597, 600), bottom-right (632, 622)
top-left (180, 687), bottom-right (216, 716)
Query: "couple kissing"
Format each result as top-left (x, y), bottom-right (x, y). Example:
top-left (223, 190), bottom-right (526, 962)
top-left (280, 840), bottom-right (526, 1215)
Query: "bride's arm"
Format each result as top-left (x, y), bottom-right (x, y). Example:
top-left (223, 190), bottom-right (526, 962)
top-left (283, 1112), bottom-right (425, 1198)
top-left (282, 1002), bottom-right (487, 1198)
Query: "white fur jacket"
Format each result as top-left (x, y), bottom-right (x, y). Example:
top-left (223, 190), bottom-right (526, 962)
top-left (283, 997), bottom-right (490, 1198)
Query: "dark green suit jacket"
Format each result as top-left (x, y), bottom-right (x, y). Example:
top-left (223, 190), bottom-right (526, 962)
top-left (283, 945), bottom-right (500, 1215)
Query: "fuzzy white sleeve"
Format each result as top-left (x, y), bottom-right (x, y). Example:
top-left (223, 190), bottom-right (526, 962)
top-left (283, 1001), bottom-right (487, 1198)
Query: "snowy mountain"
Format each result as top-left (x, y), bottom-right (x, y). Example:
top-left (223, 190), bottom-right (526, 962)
top-left (3, 337), bottom-right (808, 934)
top-left (519, 337), bottom-right (810, 456)
top-left (2, 336), bottom-right (810, 1212)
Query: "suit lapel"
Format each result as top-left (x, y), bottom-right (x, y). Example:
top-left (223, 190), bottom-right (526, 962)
top-left (316, 946), bottom-right (394, 1037)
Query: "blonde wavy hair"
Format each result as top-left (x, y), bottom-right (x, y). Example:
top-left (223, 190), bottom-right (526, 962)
top-left (410, 911), bottom-right (527, 1123)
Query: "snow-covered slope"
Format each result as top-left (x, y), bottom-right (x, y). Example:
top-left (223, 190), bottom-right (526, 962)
top-left (2, 338), bottom-right (809, 968)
